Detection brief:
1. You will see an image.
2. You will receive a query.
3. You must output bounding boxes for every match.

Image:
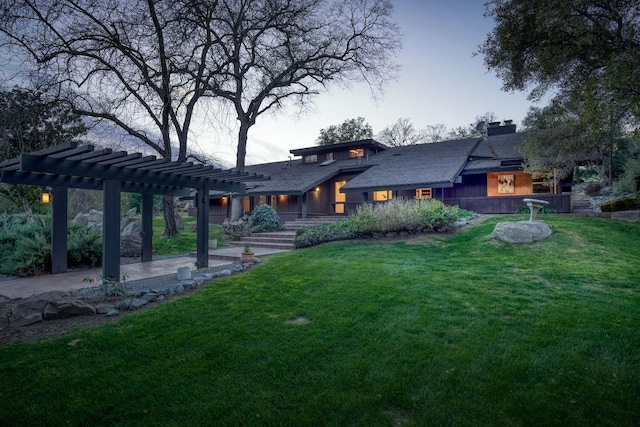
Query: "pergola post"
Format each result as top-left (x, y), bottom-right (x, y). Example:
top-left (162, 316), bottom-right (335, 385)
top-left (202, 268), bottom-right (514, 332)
top-left (51, 186), bottom-right (68, 274)
top-left (103, 180), bottom-right (121, 281)
top-left (141, 191), bottom-right (153, 262)
top-left (195, 184), bottom-right (209, 269)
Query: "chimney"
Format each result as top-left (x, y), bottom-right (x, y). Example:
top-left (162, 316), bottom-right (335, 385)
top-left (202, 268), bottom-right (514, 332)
top-left (487, 120), bottom-right (516, 136)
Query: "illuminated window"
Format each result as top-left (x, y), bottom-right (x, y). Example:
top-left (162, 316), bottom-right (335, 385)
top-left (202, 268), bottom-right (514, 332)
top-left (373, 190), bottom-right (393, 201)
top-left (415, 188), bottom-right (432, 199)
top-left (304, 154), bottom-right (317, 163)
top-left (348, 148), bottom-right (364, 158)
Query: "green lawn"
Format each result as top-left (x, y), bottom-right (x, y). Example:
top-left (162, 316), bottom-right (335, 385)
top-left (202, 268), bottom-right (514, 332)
top-left (152, 216), bottom-right (225, 255)
top-left (1, 215), bottom-right (638, 426)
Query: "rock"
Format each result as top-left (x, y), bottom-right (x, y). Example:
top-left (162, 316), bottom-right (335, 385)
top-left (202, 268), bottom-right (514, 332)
top-left (141, 292), bottom-right (159, 302)
top-left (10, 291), bottom-right (96, 327)
top-left (120, 221), bottom-right (142, 257)
top-left (213, 270), bottom-right (233, 277)
top-left (172, 284), bottom-right (185, 294)
top-left (95, 303), bottom-right (116, 314)
top-left (115, 300), bottom-right (131, 310)
top-left (72, 212), bottom-right (89, 226)
top-left (492, 221), bottom-right (552, 244)
top-left (611, 210), bottom-right (640, 222)
top-left (129, 299), bottom-right (148, 310)
top-left (106, 309), bottom-right (120, 317)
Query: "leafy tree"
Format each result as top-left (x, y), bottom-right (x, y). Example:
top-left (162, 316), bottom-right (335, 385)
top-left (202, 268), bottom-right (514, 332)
top-left (0, 86), bottom-right (87, 218)
top-left (377, 118), bottom-right (427, 147)
top-left (479, 0), bottom-right (640, 181)
top-left (316, 117), bottom-right (374, 145)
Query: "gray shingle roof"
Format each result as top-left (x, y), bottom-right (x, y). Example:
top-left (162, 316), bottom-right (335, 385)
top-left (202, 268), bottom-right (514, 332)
top-left (244, 158), bottom-right (372, 195)
top-left (464, 132), bottom-right (527, 172)
top-left (341, 138), bottom-right (480, 192)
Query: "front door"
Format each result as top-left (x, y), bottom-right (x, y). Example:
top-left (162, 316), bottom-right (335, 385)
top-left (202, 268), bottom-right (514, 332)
top-left (334, 181), bottom-right (346, 214)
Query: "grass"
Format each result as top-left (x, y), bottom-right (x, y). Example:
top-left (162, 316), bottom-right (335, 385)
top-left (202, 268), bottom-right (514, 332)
top-left (1, 215), bottom-right (638, 426)
top-left (152, 216), bottom-right (225, 255)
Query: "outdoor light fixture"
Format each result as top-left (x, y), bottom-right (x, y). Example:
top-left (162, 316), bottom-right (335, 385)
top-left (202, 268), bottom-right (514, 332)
top-left (315, 186), bottom-right (320, 192)
top-left (40, 188), bottom-right (51, 204)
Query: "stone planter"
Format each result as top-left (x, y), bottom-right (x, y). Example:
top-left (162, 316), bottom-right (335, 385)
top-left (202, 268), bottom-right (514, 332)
top-left (208, 239), bottom-right (218, 249)
top-left (177, 267), bottom-right (192, 280)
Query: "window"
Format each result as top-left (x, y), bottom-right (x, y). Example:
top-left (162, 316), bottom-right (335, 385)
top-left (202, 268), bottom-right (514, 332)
top-left (326, 152), bottom-right (334, 161)
top-left (415, 188), bottom-right (432, 199)
top-left (303, 154), bottom-right (317, 163)
top-left (348, 148), bottom-right (364, 158)
top-left (373, 190), bottom-right (393, 201)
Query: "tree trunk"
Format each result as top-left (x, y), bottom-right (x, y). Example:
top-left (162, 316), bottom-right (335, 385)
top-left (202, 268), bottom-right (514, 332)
top-left (230, 120), bottom-right (250, 221)
top-left (22, 197), bottom-right (33, 222)
top-left (162, 195), bottom-right (179, 237)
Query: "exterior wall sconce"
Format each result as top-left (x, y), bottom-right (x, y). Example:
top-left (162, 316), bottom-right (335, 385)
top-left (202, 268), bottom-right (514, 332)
top-left (315, 186), bottom-right (320, 192)
top-left (40, 188), bottom-right (51, 204)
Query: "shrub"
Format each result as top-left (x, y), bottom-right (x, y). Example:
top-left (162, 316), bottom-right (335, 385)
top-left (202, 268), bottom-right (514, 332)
top-left (294, 198), bottom-right (461, 248)
top-left (294, 220), bottom-right (359, 248)
top-left (515, 205), bottom-right (558, 214)
top-left (600, 197), bottom-right (640, 212)
top-left (612, 155), bottom-right (640, 195)
top-left (583, 181), bottom-right (604, 197)
top-left (0, 213), bottom-right (103, 276)
top-left (251, 204), bottom-right (284, 232)
top-left (67, 223), bottom-right (102, 267)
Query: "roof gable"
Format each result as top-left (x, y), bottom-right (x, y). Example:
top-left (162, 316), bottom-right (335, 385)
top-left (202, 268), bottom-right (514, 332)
top-left (341, 138), bottom-right (480, 192)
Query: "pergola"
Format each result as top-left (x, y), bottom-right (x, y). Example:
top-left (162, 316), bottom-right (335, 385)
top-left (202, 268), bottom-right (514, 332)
top-left (0, 142), bottom-right (266, 280)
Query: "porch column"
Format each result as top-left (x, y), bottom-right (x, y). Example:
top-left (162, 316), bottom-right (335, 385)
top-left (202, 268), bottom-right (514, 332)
top-left (141, 192), bottom-right (153, 262)
top-left (51, 187), bottom-right (68, 274)
top-left (301, 192), bottom-right (308, 219)
top-left (195, 185), bottom-right (209, 269)
top-left (103, 180), bottom-right (121, 281)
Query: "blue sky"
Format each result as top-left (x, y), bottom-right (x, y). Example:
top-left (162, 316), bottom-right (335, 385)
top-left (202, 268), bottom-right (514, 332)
top-left (201, 0), bottom-right (539, 167)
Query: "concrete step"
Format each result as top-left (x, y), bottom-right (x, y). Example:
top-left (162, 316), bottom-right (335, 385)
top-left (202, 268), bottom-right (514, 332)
top-left (228, 240), bottom-right (294, 250)
top-left (284, 217), bottom-right (344, 230)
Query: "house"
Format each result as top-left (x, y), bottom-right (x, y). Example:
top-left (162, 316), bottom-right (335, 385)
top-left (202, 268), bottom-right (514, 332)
top-left (201, 121), bottom-right (571, 223)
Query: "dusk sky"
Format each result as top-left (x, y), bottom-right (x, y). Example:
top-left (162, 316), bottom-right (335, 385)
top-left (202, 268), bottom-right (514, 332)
top-left (199, 0), bottom-right (542, 167)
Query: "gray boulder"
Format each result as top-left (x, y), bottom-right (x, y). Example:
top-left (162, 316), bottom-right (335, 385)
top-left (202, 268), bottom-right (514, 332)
top-left (10, 291), bottom-right (96, 327)
top-left (611, 210), bottom-right (640, 222)
top-left (492, 221), bottom-right (552, 244)
top-left (120, 221), bottom-right (143, 257)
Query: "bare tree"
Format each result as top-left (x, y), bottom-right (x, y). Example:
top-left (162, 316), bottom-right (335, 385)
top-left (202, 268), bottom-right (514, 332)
top-left (377, 118), bottom-right (427, 146)
top-left (423, 124), bottom-right (448, 143)
top-left (0, 0), bottom-right (224, 236)
top-left (196, 0), bottom-right (401, 218)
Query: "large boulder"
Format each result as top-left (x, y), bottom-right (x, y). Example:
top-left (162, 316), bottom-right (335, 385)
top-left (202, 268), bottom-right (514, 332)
top-left (492, 221), bottom-right (552, 244)
top-left (611, 210), bottom-right (640, 222)
top-left (10, 291), bottom-right (96, 327)
top-left (120, 221), bottom-right (142, 257)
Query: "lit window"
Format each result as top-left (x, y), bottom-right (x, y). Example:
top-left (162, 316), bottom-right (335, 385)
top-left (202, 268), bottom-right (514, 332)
top-left (373, 190), bottom-right (393, 201)
top-left (304, 154), bottom-right (317, 163)
top-left (348, 148), bottom-right (364, 158)
top-left (415, 188), bottom-right (432, 199)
